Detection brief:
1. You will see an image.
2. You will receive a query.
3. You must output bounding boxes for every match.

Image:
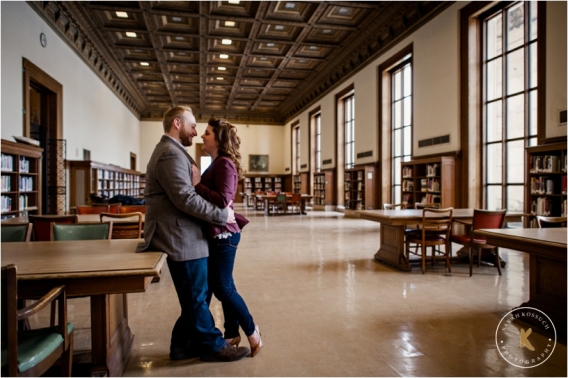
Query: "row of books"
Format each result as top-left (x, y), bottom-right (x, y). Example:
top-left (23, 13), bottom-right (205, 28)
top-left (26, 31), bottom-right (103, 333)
top-left (97, 170), bottom-right (140, 181)
top-left (344, 192), bottom-right (363, 200)
top-left (344, 181), bottom-right (364, 191)
top-left (1, 176), bottom-right (11, 192)
top-left (1, 195), bottom-right (12, 212)
top-left (1, 156), bottom-right (32, 173)
top-left (345, 171), bottom-right (364, 180)
top-left (421, 178), bottom-right (440, 192)
top-left (402, 180), bottom-right (414, 191)
top-left (530, 197), bottom-right (556, 216)
top-left (402, 166), bottom-right (413, 178)
top-left (19, 177), bottom-right (34, 192)
top-left (19, 194), bottom-right (32, 210)
top-left (529, 155), bottom-right (565, 173)
top-left (529, 177), bottom-right (559, 195)
top-left (426, 164), bottom-right (440, 177)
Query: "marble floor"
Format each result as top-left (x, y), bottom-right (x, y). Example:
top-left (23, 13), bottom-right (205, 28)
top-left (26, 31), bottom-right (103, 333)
top-left (41, 204), bottom-right (567, 376)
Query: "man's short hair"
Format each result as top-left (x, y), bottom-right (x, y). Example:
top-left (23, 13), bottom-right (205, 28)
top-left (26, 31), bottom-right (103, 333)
top-left (163, 105), bottom-right (193, 132)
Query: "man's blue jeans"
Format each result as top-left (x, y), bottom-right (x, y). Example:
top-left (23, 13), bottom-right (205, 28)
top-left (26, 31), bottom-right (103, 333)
top-left (207, 232), bottom-right (255, 338)
top-left (167, 257), bottom-right (226, 353)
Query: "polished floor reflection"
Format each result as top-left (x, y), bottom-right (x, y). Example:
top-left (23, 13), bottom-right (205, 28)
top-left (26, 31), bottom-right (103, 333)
top-left (46, 205), bottom-right (568, 376)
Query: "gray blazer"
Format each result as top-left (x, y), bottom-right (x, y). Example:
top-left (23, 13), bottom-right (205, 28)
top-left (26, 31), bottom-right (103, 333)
top-left (136, 135), bottom-right (227, 261)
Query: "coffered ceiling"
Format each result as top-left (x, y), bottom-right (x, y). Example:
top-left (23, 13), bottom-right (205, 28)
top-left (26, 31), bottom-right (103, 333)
top-left (28, 1), bottom-right (451, 124)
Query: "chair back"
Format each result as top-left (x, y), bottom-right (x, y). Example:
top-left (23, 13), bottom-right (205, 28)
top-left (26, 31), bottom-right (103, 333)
top-left (420, 207), bottom-right (453, 238)
top-left (415, 203), bottom-right (440, 209)
top-left (275, 193), bottom-right (287, 203)
top-left (94, 203), bottom-right (121, 214)
top-left (100, 212), bottom-right (143, 239)
top-left (536, 216), bottom-right (567, 228)
top-left (29, 215), bottom-right (78, 241)
top-left (76, 205), bottom-right (110, 214)
top-left (52, 222), bottom-right (113, 241)
top-left (119, 205), bottom-right (147, 214)
top-left (472, 209), bottom-right (507, 231)
top-left (1, 223), bottom-right (33, 242)
top-left (384, 203), bottom-right (405, 210)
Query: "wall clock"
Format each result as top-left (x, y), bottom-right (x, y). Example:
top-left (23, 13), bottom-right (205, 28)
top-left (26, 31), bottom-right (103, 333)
top-left (40, 33), bottom-right (47, 47)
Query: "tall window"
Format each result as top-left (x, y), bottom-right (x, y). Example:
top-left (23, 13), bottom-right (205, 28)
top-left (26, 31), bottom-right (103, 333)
top-left (344, 95), bottom-right (355, 169)
top-left (315, 113), bottom-right (321, 172)
top-left (391, 57), bottom-right (412, 204)
top-left (294, 124), bottom-right (300, 174)
top-left (482, 2), bottom-right (538, 211)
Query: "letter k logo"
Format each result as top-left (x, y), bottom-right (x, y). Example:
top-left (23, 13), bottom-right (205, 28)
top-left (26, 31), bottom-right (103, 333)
top-left (519, 328), bottom-right (535, 351)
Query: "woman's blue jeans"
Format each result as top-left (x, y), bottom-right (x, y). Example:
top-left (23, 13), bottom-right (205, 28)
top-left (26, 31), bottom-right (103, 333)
top-left (207, 232), bottom-right (255, 338)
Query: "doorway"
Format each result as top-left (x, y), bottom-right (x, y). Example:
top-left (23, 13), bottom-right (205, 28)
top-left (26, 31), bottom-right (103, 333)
top-left (23, 59), bottom-right (64, 215)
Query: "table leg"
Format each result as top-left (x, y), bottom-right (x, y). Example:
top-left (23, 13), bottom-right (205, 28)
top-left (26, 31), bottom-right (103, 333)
top-left (90, 293), bottom-right (133, 377)
top-left (264, 199), bottom-right (269, 216)
top-left (373, 224), bottom-right (411, 271)
top-left (300, 199), bottom-right (307, 215)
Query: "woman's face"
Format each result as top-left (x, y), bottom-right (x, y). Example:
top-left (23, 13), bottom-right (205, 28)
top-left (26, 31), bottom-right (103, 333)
top-left (201, 125), bottom-right (218, 156)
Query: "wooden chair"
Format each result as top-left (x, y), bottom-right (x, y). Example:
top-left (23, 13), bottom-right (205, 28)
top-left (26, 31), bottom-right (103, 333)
top-left (1, 264), bottom-right (74, 377)
top-left (76, 205), bottom-right (110, 214)
top-left (405, 207), bottom-right (453, 274)
top-left (271, 194), bottom-right (287, 215)
top-left (450, 209), bottom-right (507, 277)
top-left (119, 205), bottom-right (147, 214)
top-left (286, 193), bottom-right (302, 214)
top-left (1, 223), bottom-right (33, 242)
top-left (100, 212), bottom-right (143, 239)
top-left (536, 216), bottom-right (567, 228)
top-left (51, 222), bottom-right (113, 241)
top-left (28, 215), bottom-right (78, 242)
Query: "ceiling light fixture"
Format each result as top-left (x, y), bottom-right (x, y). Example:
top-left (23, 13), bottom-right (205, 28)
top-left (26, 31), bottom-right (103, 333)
top-left (140, 62), bottom-right (149, 66)
top-left (178, 52), bottom-right (186, 56)
top-left (228, 0), bottom-right (240, 4)
top-left (309, 46), bottom-right (318, 50)
top-left (225, 21), bottom-right (235, 27)
top-left (175, 36), bottom-right (184, 41)
top-left (285, 3), bottom-right (296, 9)
top-left (266, 43), bottom-right (275, 47)
top-left (126, 32), bottom-right (137, 38)
top-left (116, 11), bottom-right (128, 18)
top-left (222, 39), bottom-right (232, 45)
top-left (218, 67), bottom-right (226, 71)
top-left (338, 8), bottom-right (349, 14)
top-left (275, 25), bottom-right (284, 31)
top-left (172, 16), bottom-right (182, 22)
top-left (216, 77), bottom-right (224, 80)
top-left (323, 29), bottom-right (332, 34)
top-left (220, 54), bottom-right (229, 59)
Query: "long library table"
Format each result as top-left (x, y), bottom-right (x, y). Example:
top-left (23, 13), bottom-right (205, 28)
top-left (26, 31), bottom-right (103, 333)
top-left (2, 213), bottom-right (145, 224)
top-left (355, 209), bottom-right (525, 271)
top-left (475, 228), bottom-right (567, 336)
top-left (257, 194), bottom-right (313, 215)
top-left (1, 239), bottom-right (166, 377)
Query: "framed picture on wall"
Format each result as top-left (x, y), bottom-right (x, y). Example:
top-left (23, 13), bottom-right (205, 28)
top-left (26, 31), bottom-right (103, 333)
top-left (249, 154), bottom-right (268, 172)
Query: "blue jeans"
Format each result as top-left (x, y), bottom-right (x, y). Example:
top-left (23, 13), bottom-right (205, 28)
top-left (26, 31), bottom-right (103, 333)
top-left (167, 257), bottom-right (226, 353)
top-left (207, 232), bottom-right (255, 338)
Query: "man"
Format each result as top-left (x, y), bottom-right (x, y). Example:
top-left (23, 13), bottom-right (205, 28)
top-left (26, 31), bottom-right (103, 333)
top-left (137, 105), bottom-right (250, 362)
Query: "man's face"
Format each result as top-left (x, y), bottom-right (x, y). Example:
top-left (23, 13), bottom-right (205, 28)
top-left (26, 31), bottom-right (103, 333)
top-left (178, 112), bottom-right (197, 147)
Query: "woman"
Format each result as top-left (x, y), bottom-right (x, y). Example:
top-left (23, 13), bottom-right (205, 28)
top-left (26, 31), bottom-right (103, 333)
top-left (192, 117), bottom-right (262, 357)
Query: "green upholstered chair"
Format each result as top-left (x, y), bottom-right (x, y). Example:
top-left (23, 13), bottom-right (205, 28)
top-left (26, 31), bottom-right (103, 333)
top-left (28, 215), bottom-right (78, 242)
top-left (1, 223), bottom-right (33, 242)
top-left (1, 264), bottom-right (74, 377)
top-left (51, 222), bottom-right (112, 241)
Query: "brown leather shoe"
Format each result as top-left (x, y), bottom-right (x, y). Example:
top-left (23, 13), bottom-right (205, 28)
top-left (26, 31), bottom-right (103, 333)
top-left (201, 344), bottom-right (250, 362)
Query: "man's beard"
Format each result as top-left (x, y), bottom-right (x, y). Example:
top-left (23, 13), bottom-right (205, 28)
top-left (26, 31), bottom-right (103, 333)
top-left (179, 130), bottom-right (193, 147)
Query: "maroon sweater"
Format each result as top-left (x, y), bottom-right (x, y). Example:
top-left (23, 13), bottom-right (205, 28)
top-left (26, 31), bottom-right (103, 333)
top-left (194, 155), bottom-right (248, 239)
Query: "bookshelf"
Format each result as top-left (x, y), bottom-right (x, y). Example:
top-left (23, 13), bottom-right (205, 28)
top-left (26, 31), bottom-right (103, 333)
top-left (243, 175), bottom-right (285, 193)
top-left (344, 164), bottom-right (378, 212)
top-left (68, 160), bottom-right (143, 207)
top-left (293, 173), bottom-right (309, 194)
top-left (1, 139), bottom-right (43, 219)
top-left (401, 156), bottom-right (459, 209)
top-left (525, 142), bottom-right (567, 227)
top-left (313, 170), bottom-right (335, 211)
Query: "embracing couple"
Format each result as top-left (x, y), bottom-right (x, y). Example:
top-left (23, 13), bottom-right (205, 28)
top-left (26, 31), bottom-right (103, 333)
top-left (137, 106), bottom-right (262, 362)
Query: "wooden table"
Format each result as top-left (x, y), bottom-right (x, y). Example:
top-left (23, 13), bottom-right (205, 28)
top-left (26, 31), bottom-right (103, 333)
top-left (356, 209), bottom-right (525, 271)
top-left (475, 228), bottom-right (567, 336)
top-left (1, 239), bottom-right (165, 377)
top-left (2, 214), bottom-right (145, 224)
top-left (257, 194), bottom-right (313, 215)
